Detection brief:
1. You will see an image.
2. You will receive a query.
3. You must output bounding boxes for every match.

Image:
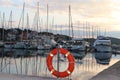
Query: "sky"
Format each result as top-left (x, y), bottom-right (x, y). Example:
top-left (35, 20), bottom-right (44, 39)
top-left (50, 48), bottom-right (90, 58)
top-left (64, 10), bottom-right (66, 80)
top-left (0, 0), bottom-right (120, 38)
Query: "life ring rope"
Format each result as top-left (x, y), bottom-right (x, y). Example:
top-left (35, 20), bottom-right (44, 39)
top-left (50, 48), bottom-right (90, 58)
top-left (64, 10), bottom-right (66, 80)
top-left (46, 48), bottom-right (75, 78)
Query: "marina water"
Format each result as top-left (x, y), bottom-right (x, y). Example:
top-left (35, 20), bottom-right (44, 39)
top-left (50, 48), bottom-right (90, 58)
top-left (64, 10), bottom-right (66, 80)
top-left (0, 48), bottom-right (119, 80)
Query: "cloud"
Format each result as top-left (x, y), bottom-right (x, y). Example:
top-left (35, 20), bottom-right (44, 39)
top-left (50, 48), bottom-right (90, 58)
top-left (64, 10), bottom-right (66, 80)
top-left (0, 0), bottom-right (112, 17)
top-left (1, 0), bottom-right (120, 33)
top-left (0, 0), bottom-right (14, 7)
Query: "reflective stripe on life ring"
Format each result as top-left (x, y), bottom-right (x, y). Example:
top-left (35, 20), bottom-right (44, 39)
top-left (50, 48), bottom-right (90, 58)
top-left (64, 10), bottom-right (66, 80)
top-left (46, 48), bottom-right (75, 78)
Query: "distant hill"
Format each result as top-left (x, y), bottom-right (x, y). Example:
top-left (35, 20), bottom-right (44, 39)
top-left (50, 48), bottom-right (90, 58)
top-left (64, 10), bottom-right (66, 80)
top-left (84, 37), bottom-right (120, 45)
top-left (0, 28), bottom-right (120, 45)
top-left (108, 37), bottom-right (120, 45)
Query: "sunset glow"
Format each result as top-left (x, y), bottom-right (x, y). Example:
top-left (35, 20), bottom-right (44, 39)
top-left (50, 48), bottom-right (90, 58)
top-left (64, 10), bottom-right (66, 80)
top-left (0, 0), bottom-right (120, 38)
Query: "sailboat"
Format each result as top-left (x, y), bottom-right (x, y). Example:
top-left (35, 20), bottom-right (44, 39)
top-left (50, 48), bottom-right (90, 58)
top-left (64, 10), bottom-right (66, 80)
top-left (37, 4), bottom-right (56, 50)
top-left (24, 13), bottom-right (38, 50)
top-left (4, 11), bottom-right (15, 49)
top-left (14, 3), bottom-right (27, 49)
top-left (37, 35), bottom-right (55, 50)
top-left (65, 6), bottom-right (89, 53)
top-left (70, 38), bottom-right (89, 52)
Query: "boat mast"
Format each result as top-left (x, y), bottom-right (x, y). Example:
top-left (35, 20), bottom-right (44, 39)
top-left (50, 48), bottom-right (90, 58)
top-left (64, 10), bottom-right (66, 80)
top-left (92, 25), bottom-right (94, 39)
top-left (69, 5), bottom-right (74, 39)
top-left (37, 2), bottom-right (39, 34)
top-left (0, 12), bottom-right (2, 40)
top-left (69, 5), bottom-right (70, 39)
top-left (46, 4), bottom-right (49, 33)
top-left (78, 22), bottom-right (81, 38)
top-left (0, 12), bottom-right (1, 24)
top-left (52, 17), bottom-right (54, 34)
top-left (40, 18), bottom-right (43, 32)
top-left (9, 11), bottom-right (13, 41)
top-left (26, 13), bottom-right (29, 40)
top-left (82, 23), bottom-right (84, 38)
top-left (86, 21), bottom-right (87, 39)
top-left (18, 3), bottom-right (25, 29)
top-left (10, 11), bottom-right (12, 30)
top-left (17, 3), bottom-right (25, 41)
top-left (61, 25), bottom-right (62, 35)
top-left (2, 13), bottom-right (5, 41)
top-left (88, 23), bottom-right (91, 39)
top-left (104, 28), bottom-right (106, 36)
top-left (21, 3), bottom-right (25, 41)
top-left (70, 11), bottom-right (74, 38)
top-left (99, 27), bottom-right (101, 36)
top-left (36, 2), bottom-right (40, 44)
top-left (97, 26), bottom-right (99, 37)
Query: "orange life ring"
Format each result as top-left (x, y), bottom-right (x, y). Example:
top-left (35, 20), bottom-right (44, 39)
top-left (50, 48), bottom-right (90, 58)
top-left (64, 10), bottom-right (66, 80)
top-left (46, 48), bottom-right (75, 78)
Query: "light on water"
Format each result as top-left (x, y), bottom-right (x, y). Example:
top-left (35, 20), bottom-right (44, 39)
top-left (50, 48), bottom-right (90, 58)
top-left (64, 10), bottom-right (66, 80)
top-left (52, 54), bottom-right (69, 72)
top-left (0, 49), bottom-right (119, 80)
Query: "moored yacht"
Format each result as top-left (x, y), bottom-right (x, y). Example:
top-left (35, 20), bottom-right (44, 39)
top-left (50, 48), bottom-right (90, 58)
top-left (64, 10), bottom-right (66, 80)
top-left (14, 41), bottom-right (26, 49)
top-left (93, 36), bottom-right (112, 53)
top-left (67, 38), bottom-right (89, 53)
top-left (37, 36), bottom-right (57, 50)
top-left (93, 36), bottom-right (112, 64)
top-left (4, 42), bottom-right (15, 49)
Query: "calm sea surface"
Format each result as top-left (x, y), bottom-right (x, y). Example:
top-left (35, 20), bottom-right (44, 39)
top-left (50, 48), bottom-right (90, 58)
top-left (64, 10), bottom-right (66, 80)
top-left (0, 48), bottom-right (119, 80)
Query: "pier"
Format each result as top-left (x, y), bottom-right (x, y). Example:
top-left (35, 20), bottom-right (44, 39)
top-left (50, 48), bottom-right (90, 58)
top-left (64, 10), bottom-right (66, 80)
top-left (90, 60), bottom-right (120, 80)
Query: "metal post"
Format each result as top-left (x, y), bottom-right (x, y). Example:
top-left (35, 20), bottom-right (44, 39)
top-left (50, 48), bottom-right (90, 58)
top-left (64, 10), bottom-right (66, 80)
top-left (57, 44), bottom-right (60, 78)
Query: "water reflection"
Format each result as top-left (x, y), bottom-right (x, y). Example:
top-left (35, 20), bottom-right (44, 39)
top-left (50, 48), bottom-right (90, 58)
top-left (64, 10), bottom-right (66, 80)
top-left (0, 48), bottom-right (119, 80)
top-left (0, 48), bottom-right (49, 58)
top-left (94, 52), bottom-right (112, 65)
top-left (71, 51), bottom-right (87, 60)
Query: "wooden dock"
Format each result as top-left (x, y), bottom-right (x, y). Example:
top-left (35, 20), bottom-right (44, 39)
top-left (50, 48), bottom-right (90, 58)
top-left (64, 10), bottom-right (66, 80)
top-left (90, 60), bottom-right (120, 80)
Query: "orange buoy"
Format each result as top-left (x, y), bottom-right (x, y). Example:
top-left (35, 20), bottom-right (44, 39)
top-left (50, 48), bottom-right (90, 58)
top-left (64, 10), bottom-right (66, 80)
top-left (46, 48), bottom-right (75, 78)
